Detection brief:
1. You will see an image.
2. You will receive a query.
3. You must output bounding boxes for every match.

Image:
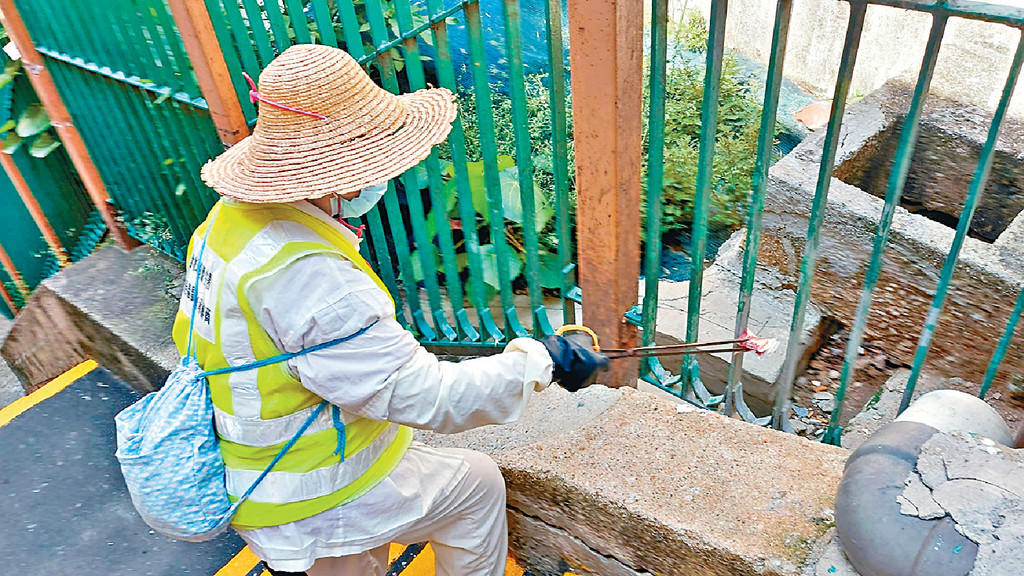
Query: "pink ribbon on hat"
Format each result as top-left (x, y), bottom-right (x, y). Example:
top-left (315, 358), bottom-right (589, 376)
top-left (243, 72), bottom-right (327, 120)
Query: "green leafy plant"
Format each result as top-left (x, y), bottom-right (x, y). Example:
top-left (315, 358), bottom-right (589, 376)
top-left (0, 62), bottom-right (64, 159)
top-left (407, 154), bottom-right (560, 300)
top-left (643, 11), bottom-right (770, 234)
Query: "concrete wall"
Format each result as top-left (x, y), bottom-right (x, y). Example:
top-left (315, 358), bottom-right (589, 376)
top-left (678, 0), bottom-right (1024, 118)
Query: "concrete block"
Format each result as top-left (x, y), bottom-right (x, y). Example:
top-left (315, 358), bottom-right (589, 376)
top-left (761, 81), bottom-right (1024, 429)
top-left (639, 230), bottom-right (829, 413)
top-left (508, 510), bottom-right (649, 576)
top-left (1, 246), bottom-right (183, 393)
top-left (423, 386), bottom-right (849, 575)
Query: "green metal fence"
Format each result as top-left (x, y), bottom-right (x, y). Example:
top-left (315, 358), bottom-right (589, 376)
top-left (641, 0), bottom-right (1024, 443)
top-left (205, 0), bottom-right (577, 344)
top-left (0, 55), bottom-right (101, 319)
top-left (15, 0), bottom-right (224, 261)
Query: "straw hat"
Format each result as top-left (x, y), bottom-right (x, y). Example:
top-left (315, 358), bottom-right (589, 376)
top-left (201, 44), bottom-right (457, 203)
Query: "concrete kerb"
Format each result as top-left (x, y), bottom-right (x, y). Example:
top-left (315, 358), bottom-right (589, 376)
top-left (0, 245), bottom-right (182, 394)
top-left (422, 386), bottom-right (850, 576)
top-left (2, 245), bottom-right (858, 575)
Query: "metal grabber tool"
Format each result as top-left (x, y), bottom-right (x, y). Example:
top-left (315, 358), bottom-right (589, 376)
top-left (553, 325), bottom-right (777, 359)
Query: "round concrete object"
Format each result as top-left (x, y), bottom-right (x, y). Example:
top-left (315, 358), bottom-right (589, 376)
top-left (895, 390), bottom-right (1012, 446)
top-left (835, 421), bottom-right (977, 576)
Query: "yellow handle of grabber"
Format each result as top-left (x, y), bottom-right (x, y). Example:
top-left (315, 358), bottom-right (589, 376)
top-left (554, 324), bottom-right (601, 352)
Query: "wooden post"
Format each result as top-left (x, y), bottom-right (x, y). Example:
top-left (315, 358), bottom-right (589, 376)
top-left (567, 0), bottom-right (645, 387)
top-left (0, 154), bottom-right (70, 267)
top-left (0, 0), bottom-right (137, 250)
top-left (0, 241), bottom-right (29, 301)
top-left (168, 0), bottom-right (250, 146)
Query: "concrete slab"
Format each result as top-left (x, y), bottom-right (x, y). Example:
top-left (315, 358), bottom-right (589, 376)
top-left (423, 386), bottom-right (849, 576)
top-left (1, 246), bottom-right (183, 393)
top-left (639, 230), bottom-right (829, 413)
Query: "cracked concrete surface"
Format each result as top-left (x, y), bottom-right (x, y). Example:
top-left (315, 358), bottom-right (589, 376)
top-left (900, 432), bottom-right (1024, 576)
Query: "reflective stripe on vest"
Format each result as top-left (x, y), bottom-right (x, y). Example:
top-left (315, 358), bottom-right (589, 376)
top-left (171, 200), bottom-right (411, 530)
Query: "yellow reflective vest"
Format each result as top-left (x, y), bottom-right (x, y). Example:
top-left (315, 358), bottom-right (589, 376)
top-left (171, 200), bottom-right (412, 530)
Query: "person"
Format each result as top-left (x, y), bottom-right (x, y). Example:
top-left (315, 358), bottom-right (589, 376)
top-left (171, 44), bottom-right (608, 576)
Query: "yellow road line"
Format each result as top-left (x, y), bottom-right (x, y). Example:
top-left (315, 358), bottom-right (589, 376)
top-left (0, 359), bottom-right (98, 428)
top-left (214, 546), bottom-right (261, 576)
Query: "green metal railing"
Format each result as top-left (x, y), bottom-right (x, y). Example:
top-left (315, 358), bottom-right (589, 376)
top-left (205, 0), bottom-right (577, 345)
top-left (16, 0), bottom-right (223, 260)
top-left (641, 0), bottom-right (1024, 441)
top-left (0, 55), bottom-right (101, 319)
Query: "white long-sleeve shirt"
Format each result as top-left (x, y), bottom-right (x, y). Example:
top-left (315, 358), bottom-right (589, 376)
top-left (235, 202), bottom-right (553, 568)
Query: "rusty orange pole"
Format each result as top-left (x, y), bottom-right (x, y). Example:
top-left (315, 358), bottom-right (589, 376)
top-left (567, 0), bottom-right (645, 387)
top-left (168, 0), bottom-right (250, 146)
top-left (0, 278), bottom-right (17, 314)
top-left (0, 0), bottom-right (136, 250)
top-left (0, 241), bottom-right (29, 301)
top-left (0, 154), bottom-right (70, 267)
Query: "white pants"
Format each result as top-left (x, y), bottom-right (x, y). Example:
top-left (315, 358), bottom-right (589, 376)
top-left (305, 448), bottom-right (508, 576)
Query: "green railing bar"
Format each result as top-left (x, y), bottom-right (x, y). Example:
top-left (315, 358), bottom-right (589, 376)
top-left (214, 0), bottom-right (260, 74)
top-left (47, 63), bottom-right (143, 228)
top-left (724, 0), bottom-right (792, 421)
top-left (642, 0), bottom-right (668, 355)
top-left (393, 0), bottom-right (477, 341)
top-left (204, 0), bottom-right (258, 119)
top-left (364, 0), bottom-right (454, 341)
top-left (239, 0), bottom-right (277, 66)
top-left (682, 0), bottom-right (728, 403)
top-left (284, 0), bottom-right (312, 44)
top-left (464, 0), bottom-right (529, 339)
top-left (34, 47), bottom-right (209, 109)
top-left (130, 1), bottom-right (215, 230)
top-left (384, 0), bottom-right (458, 341)
top-left (263, 0), bottom-right (293, 54)
top-left (362, 0), bottom-right (440, 339)
top-left (822, 13), bottom-right (947, 445)
top-left (772, 1), bottom-right (867, 430)
top-left (129, 0), bottom-right (176, 87)
top-left (335, 0), bottom-right (366, 59)
top-left (852, 0), bottom-right (1024, 28)
top-left (309, 0), bottom-right (339, 47)
top-left (899, 31), bottom-right (1024, 414)
top-left (150, 0), bottom-right (202, 95)
top-left (501, 0), bottom-right (549, 337)
top-left (122, 0), bottom-right (217, 244)
top-left (356, 1), bottom-right (474, 66)
top-left (980, 285), bottom-right (1024, 399)
top-left (425, 0), bottom-right (504, 343)
top-left (68, 1), bottom-right (193, 244)
top-left (543, 0), bottom-right (575, 326)
top-left (363, 208), bottom-right (411, 329)
top-left (330, 0), bottom-right (411, 329)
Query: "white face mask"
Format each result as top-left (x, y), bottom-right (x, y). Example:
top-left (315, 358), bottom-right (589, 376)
top-left (331, 182), bottom-right (388, 219)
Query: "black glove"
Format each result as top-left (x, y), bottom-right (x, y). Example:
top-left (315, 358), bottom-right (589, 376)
top-left (539, 335), bottom-right (610, 392)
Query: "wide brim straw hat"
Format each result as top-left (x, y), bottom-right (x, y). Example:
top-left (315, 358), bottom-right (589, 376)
top-left (201, 44), bottom-right (457, 203)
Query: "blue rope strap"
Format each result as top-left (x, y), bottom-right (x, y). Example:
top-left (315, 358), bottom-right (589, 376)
top-left (184, 207), bottom-right (372, 508)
